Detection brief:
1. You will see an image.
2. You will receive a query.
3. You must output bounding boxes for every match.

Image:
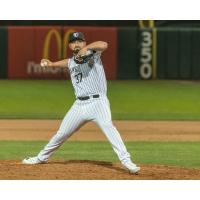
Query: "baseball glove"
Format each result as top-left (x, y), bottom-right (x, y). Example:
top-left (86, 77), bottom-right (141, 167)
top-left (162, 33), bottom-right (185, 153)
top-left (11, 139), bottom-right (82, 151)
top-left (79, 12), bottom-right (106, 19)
top-left (74, 50), bottom-right (94, 64)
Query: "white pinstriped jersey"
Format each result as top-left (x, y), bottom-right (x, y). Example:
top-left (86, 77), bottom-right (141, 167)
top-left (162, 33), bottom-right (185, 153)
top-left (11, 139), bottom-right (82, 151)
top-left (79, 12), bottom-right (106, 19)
top-left (67, 51), bottom-right (107, 98)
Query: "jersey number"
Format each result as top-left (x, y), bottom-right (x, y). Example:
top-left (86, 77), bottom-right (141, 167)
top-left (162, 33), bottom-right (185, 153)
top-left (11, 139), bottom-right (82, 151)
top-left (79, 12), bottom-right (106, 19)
top-left (75, 73), bottom-right (83, 83)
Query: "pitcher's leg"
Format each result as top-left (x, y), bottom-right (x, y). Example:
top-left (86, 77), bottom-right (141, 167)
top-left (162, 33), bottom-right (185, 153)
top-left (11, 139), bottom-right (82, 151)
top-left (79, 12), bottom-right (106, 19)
top-left (93, 97), bottom-right (140, 173)
top-left (37, 104), bottom-right (85, 162)
top-left (95, 119), bottom-right (131, 162)
top-left (93, 97), bottom-right (131, 163)
top-left (98, 121), bottom-right (140, 173)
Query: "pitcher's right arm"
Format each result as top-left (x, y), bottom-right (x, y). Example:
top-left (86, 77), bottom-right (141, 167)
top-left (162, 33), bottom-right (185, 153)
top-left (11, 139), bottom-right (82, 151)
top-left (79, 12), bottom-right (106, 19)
top-left (40, 59), bottom-right (69, 68)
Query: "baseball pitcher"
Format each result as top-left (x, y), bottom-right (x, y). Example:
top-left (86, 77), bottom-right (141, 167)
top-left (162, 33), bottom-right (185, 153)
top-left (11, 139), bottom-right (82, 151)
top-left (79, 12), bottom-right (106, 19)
top-left (22, 32), bottom-right (140, 174)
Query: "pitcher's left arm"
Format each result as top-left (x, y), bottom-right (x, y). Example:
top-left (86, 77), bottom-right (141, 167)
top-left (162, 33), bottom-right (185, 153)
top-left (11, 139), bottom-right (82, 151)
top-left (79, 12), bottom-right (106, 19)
top-left (77, 41), bottom-right (108, 57)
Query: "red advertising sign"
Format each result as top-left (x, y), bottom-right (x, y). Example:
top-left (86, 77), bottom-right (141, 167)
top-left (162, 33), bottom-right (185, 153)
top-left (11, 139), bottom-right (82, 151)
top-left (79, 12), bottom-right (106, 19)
top-left (8, 26), bottom-right (117, 79)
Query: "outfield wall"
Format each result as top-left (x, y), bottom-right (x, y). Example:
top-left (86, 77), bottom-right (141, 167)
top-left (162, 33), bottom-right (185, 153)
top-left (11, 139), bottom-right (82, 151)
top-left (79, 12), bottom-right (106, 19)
top-left (157, 28), bottom-right (200, 79)
top-left (1, 26), bottom-right (200, 80)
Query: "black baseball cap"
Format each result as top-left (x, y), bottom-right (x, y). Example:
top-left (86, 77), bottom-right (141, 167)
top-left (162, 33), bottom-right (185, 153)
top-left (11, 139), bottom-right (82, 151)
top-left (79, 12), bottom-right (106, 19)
top-left (68, 32), bottom-right (85, 43)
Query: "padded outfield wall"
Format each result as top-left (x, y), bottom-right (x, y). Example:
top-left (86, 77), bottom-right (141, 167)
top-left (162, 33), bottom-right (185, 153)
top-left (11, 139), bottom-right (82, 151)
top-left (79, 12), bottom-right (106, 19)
top-left (1, 26), bottom-right (200, 80)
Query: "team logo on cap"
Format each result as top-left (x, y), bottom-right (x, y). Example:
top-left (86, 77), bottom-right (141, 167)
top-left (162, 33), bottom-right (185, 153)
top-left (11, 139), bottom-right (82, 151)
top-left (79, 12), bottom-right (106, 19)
top-left (73, 32), bottom-right (79, 38)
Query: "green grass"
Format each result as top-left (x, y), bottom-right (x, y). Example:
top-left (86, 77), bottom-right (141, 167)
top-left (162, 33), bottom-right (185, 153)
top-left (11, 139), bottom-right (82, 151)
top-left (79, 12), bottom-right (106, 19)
top-left (0, 80), bottom-right (74, 119)
top-left (1, 80), bottom-right (200, 120)
top-left (0, 141), bottom-right (200, 168)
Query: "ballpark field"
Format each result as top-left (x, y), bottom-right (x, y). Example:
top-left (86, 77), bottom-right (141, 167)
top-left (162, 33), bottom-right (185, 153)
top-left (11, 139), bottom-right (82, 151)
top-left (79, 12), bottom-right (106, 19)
top-left (1, 80), bottom-right (200, 179)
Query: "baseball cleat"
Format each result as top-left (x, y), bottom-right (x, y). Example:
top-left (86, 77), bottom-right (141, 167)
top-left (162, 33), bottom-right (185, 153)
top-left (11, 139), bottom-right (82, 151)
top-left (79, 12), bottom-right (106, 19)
top-left (122, 161), bottom-right (140, 174)
top-left (22, 156), bottom-right (45, 165)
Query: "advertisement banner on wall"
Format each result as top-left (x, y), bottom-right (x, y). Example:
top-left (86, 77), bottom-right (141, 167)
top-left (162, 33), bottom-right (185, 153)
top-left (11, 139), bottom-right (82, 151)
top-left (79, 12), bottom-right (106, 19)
top-left (8, 26), bottom-right (117, 80)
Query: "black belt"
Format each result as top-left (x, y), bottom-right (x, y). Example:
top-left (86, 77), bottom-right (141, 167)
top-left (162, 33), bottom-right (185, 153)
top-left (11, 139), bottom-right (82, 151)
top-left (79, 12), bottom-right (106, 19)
top-left (78, 94), bottom-right (99, 101)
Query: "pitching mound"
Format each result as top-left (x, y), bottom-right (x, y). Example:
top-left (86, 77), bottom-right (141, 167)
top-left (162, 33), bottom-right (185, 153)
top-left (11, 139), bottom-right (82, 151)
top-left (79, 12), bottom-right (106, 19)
top-left (0, 160), bottom-right (200, 180)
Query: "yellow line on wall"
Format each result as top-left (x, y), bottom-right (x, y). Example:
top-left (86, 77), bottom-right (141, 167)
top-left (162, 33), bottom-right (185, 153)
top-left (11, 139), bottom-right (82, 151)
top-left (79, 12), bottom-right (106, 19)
top-left (152, 28), bottom-right (157, 79)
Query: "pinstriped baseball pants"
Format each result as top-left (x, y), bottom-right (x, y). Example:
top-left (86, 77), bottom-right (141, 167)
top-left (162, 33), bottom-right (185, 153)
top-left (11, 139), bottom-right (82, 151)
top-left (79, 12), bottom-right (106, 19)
top-left (37, 95), bottom-right (131, 163)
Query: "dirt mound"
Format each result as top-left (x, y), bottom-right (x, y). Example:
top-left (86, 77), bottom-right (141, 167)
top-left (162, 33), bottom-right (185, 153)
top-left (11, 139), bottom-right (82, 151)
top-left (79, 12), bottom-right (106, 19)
top-left (0, 160), bottom-right (200, 180)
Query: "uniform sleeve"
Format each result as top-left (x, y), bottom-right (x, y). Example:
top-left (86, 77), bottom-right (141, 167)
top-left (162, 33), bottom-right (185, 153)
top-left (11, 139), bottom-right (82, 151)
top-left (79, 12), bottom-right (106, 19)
top-left (93, 51), bottom-right (102, 65)
top-left (93, 50), bottom-right (102, 57)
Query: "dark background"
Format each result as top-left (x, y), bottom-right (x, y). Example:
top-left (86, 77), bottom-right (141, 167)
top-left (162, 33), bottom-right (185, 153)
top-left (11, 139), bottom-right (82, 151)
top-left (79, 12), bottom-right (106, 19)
top-left (1, 20), bottom-right (200, 27)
